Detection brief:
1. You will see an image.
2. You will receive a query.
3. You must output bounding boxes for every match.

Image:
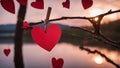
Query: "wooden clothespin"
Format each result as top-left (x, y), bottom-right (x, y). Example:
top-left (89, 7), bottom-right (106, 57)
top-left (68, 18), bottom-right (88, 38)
top-left (44, 7), bottom-right (52, 32)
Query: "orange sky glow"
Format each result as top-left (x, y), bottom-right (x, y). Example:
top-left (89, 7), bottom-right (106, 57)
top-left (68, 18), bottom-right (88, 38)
top-left (0, 0), bottom-right (120, 26)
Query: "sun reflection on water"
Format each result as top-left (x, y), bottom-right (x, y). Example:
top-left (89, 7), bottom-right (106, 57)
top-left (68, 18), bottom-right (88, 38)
top-left (93, 55), bottom-right (104, 64)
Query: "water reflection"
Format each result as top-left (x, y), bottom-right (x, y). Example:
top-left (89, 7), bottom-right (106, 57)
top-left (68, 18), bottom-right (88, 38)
top-left (93, 55), bottom-right (104, 64)
top-left (0, 43), bottom-right (120, 68)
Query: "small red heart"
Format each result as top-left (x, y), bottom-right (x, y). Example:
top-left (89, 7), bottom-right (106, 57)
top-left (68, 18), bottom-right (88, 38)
top-left (81, 0), bottom-right (93, 9)
top-left (17, 0), bottom-right (27, 6)
top-left (3, 49), bottom-right (11, 56)
top-left (52, 57), bottom-right (64, 68)
top-left (31, 24), bottom-right (61, 51)
top-left (1, 0), bottom-right (15, 14)
top-left (22, 21), bottom-right (30, 30)
top-left (62, 0), bottom-right (70, 9)
top-left (31, 0), bottom-right (44, 9)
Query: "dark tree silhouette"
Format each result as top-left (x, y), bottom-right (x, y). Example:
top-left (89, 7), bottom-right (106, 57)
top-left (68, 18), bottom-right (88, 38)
top-left (14, 4), bottom-right (27, 68)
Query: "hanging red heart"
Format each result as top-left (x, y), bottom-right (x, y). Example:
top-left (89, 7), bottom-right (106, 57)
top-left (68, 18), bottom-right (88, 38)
top-left (3, 49), bottom-right (11, 56)
top-left (62, 0), bottom-right (70, 9)
top-left (1, 0), bottom-right (15, 14)
top-left (31, 24), bottom-right (61, 51)
top-left (17, 0), bottom-right (27, 6)
top-left (22, 21), bottom-right (30, 30)
top-left (81, 0), bottom-right (93, 9)
top-left (52, 57), bottom-right (64, 68)
top-left (31, 0), bottom-right (44, 9)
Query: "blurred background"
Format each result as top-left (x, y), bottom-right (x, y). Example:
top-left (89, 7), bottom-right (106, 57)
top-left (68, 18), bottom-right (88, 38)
top-left (0, 0), bottom-right (120, 68)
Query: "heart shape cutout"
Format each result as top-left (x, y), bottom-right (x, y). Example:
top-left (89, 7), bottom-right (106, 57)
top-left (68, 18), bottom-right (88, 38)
top-left (22, 21), bottom-right (30, 30)
top-left (31, 0), bottom-right (44, 9)
top-left (52, 57), bottom-right (64, 68)
top-left (62, 0), bottom-right (70, 9)
top-left (17, 0), bottom-right (27, 6)
top-left (1, 0), bottom-right (15, 14)
top-left (4, 49), bottom-right (11, 56)
top-left (81, 0), bottom-right (93, 9)
top-left (31, 24), bottom-right (62, 51)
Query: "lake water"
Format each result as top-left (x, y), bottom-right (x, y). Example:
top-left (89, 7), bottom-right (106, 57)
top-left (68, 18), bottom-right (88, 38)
top-left (0, 43), bottom-right (120, 68)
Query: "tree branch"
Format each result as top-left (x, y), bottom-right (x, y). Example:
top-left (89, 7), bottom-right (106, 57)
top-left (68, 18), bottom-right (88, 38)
top-left (49, 9), bottom-right (120, 22)
top-left (28, 9), bottom-right (120, 68)
top-left (79, 46), bottom-right (120, 68)
top-left (71, 27), bottom-right (94, 34)
top-left (29, 9), bottom-right (120, 25)
top-left (99, 9), bottom-right (120, 17)
top-left (71, 26), bottom-right (120, 48)
top-left (49, 16), bottom-right (89, 21)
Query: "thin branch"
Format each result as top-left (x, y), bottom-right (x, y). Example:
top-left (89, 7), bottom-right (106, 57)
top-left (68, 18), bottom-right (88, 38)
top-left (71, 27), bottom-right (94, 34)
top-left (29, 20), bottom-right (44, 26)
top-left (71, 26), bottom-right (120, 48)
top-left (29, 17), bottom-right (89, 26)
top-left (79, 46), bottom-right (120, 68)
top-left (100, 9), bottom-right (120, 17)
top-left (49, 17), bottom-right (89, 21)
top-left (93, 35), bottom-right (120, 48)
top-left (29, 9), bottom-right (120, 25)
top-left (49, 9), bottom-right (120, 22)
top-left (99, 33), bottom-right (120, 45)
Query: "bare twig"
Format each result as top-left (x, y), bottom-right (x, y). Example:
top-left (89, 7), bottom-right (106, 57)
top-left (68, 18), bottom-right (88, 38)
top-left (99, 33), bottom-right (120, 45)
top-left (29, 21), bottom-right (43, 26)
top-left (79, 46), bottom-right (120, 68)
top-left (30, 9), bottom-right (120, 25)
top-left (100, 9), bottom-right (120, 17)
top-left (48, 9), bottom-right (120, 21)
top-left (49, 16), bottom-right (89, 21)
top-left (71, 26), bottom-right (120, 48)
top-left (71, 27), bottom-right (94, 34)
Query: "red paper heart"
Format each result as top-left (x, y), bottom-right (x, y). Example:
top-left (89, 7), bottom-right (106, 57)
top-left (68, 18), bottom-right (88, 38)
top-left (82, 0), bottom-right (93, 9)
top-left (1, 0), bottom-right (15, 14)
top-left (62, 0), bottom-right (70, 9)
top-left (31, 0), bottom-right (44, 9)
top-left (52, 57), bottom-right (64, 68)
top-left (22, 21), bottom-right (30, 30)
top-left (17, 0), bottom-right (27, 6)
top-left (31, 24), bottom-right (61, 51)
top-left (4, 49), bottom-right (11, 56)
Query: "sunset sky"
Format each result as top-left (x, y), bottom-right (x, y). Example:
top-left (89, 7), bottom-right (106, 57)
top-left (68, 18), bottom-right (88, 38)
top-left (0, 0), bottom-right (120, 26)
